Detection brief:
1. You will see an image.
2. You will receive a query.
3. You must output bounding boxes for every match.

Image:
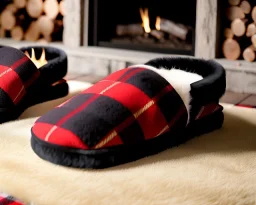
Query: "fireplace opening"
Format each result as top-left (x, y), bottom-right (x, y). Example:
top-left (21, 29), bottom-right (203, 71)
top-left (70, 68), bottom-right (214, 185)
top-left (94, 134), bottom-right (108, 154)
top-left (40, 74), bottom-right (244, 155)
top-left (88, 0), bottom-right (197, 55)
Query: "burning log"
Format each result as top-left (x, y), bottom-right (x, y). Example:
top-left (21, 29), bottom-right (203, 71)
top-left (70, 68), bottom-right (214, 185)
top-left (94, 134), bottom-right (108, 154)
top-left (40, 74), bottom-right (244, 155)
top-left (222, 38), bottom-right (241, 60)
top-left (135, 35), bottom-right (154, 44)
top-left (44, 0), bottom-right (59, 20)
top-left (150, 30), bottom-right (164, 40)
top-left (159, 18), bottom-right (188, 40)
top-left (116, 24), bottom-right (144, 36)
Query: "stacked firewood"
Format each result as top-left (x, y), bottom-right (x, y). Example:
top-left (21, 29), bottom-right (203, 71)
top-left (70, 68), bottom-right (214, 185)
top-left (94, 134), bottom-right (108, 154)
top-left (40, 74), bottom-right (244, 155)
top-left (222, 0), bottom-right (256, 62)
top-left (0, 0), bottom-right (65, 43)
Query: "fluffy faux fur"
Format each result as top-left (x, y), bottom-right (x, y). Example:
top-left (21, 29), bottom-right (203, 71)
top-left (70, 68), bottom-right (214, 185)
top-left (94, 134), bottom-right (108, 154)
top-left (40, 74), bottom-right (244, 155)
top-left (0, 103), bottom-right (256, 205)
top-left (129, 65), bottom-right (203, 122)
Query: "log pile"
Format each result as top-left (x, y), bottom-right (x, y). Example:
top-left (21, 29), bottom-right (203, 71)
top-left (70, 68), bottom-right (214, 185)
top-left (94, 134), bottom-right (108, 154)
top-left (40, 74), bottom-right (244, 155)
top-left (0, 0), bottom-right (65, 43)
top-left (115, 16), bottom-right (192, 50)
top-left (223, 0), bottom-right (256, 62)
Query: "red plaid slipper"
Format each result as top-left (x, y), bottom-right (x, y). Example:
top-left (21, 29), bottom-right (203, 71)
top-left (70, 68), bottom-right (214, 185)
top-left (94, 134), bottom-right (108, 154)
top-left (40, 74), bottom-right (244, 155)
top-left (0, 193), bottom-right (26, 205)
top-left (0, 46), bottom-right (68, 123)
top-left (31, 57), bottom-right (226, 169)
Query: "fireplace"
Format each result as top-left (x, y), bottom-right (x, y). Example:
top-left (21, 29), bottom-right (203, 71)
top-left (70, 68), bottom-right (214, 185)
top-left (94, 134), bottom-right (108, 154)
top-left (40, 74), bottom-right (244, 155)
top-left (88, 0), bottom-right (197, 55)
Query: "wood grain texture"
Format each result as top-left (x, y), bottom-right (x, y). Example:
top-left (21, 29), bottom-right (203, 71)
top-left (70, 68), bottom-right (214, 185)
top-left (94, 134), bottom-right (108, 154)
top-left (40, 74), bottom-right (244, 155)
top-left (63, 0), bottom-right (84, 47)
top-left (195, 0), bottom-right (218, 59)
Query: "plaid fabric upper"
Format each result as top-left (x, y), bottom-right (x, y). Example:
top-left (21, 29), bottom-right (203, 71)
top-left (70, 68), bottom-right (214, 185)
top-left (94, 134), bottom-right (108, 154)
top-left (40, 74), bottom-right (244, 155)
top-left (32, 67), bottom-right (190, 150)
top-left (0, 47), bottom-right (39, 107)
top-left (0, 193), bottom-right (26, 205)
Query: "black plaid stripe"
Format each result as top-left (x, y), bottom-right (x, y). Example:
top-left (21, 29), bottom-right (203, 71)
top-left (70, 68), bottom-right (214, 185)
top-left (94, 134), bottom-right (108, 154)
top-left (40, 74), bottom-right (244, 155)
top-left (14, 60), bottom-right (38, 84)
top-left (125, 69), bottom-right (170, 98)
top-left (61, 93), bottom-right (94, 109)
top-left (0, 88), bottom-right (14, 108)
top-left (36, 107), bottom-right (72, 124)
top-left (157, 89), bottom-right (185, 123)
top-left (0, 47), bottom-right (25, 66)
top-left (61, 95), bottom-right (143, 147)
top-left (119, 121), bottom-right (144, 144)
top-left (36, 94), bottom-right (94, 124)
top-left (117, 67), bottom-right (142, 81)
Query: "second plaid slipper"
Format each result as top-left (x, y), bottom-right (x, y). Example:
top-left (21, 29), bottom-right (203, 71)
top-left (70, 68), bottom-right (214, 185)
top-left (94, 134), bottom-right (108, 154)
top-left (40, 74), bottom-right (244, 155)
top-left (30, 57), bottom-right (226, 169)
top-left (0, 46), bottom-right (68, 123)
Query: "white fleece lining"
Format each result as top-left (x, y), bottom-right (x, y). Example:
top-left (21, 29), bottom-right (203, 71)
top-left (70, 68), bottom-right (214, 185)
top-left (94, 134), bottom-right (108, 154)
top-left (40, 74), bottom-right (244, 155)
top-left (128, 64), bottom-right (203, 124)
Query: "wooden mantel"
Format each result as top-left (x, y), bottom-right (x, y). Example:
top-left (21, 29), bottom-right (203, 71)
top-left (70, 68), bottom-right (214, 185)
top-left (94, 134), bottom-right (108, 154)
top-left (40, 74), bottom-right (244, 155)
top-left (63, 0), bottom-right (220, 59)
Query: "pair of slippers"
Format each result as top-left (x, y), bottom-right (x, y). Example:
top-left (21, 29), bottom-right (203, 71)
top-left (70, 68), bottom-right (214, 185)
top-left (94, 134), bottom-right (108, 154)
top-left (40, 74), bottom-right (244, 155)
top-left (31, 57), bottom-right (226, 169)
top-left (0, 46), bottom-right (68, 123)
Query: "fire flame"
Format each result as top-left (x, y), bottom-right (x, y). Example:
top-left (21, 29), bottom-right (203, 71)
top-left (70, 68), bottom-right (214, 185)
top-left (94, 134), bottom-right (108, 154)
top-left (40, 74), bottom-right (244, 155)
top-left (24, 48), bottom-right (47, 68)
top-left (139, 8), bottom-right (151, 33)
top-left (155, 16), bottom-right (161, 30)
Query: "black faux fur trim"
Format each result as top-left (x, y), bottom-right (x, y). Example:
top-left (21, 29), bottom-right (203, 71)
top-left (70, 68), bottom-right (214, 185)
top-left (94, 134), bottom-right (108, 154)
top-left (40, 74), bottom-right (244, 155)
top-left (20, 46), bottom-right (68, 86)
top-left (31, 110), bottom-right (224, 169)
top-left (145, 57), bottom-right (226, 105)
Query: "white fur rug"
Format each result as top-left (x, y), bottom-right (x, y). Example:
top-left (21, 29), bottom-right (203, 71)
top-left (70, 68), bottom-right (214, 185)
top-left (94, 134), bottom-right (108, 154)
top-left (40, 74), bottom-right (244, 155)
top-left (1, 101), bottom-right (256, 205)
top-left (1, 76), bottom-right (256, 205)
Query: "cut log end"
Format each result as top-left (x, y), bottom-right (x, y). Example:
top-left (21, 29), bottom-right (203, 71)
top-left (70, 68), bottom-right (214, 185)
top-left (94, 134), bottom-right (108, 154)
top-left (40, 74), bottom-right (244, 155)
top-left (228, 0), bottom-right (241, 6)
top-left (224, 28), bottom-right (234, 39)
top-left (0, 10), bottom-right (16, 30)
top-left (13, 0), bottom-right (26, 9)
top-left (26, 0), bottom-right (44, 18)
top-left (11, 26), bottom-right (24, 41)
top-left (59, 0), bottom-right (65, 16)
top-left (0, 27), bottom-right (6, 38)
top-left (246, 23), bottom-right (256, 37)
top-left (240, 0), bottom-right (251, 14)
top-left (243, 46), bottom-right (255, 62)
top-left (24, 21), bottom-right (40, 41)
top-left (37, 15), bottom-right (54, 37)
top-left (5, 4), bottom-right (18, 13)
top-left (252, 6), bottom-right (256, 23)
top-left (226, 6), bottom-right (245, 21)
top-left (251, 34), bottom-right (256, 47)
top-left (231, 18), bottom-right (246, 37)
top-left (223, 39), bottom-right (241, 60)
top-left (44, 0), bottom-right (59, 20)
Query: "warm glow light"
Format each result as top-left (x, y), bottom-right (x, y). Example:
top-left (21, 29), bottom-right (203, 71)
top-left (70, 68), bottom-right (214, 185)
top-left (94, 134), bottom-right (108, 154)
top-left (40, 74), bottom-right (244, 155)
top-left (156, 16), bottom-right (161, 30)
top-left (139, 8), bottom-right (151, 33)
top-left (25, 48), bottom-right (47, 68)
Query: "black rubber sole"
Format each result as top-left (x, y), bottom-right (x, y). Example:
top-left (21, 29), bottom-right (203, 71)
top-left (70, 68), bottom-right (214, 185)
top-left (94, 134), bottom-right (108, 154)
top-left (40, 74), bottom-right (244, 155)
top-left (31, 110), bottom-right (224, 169)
